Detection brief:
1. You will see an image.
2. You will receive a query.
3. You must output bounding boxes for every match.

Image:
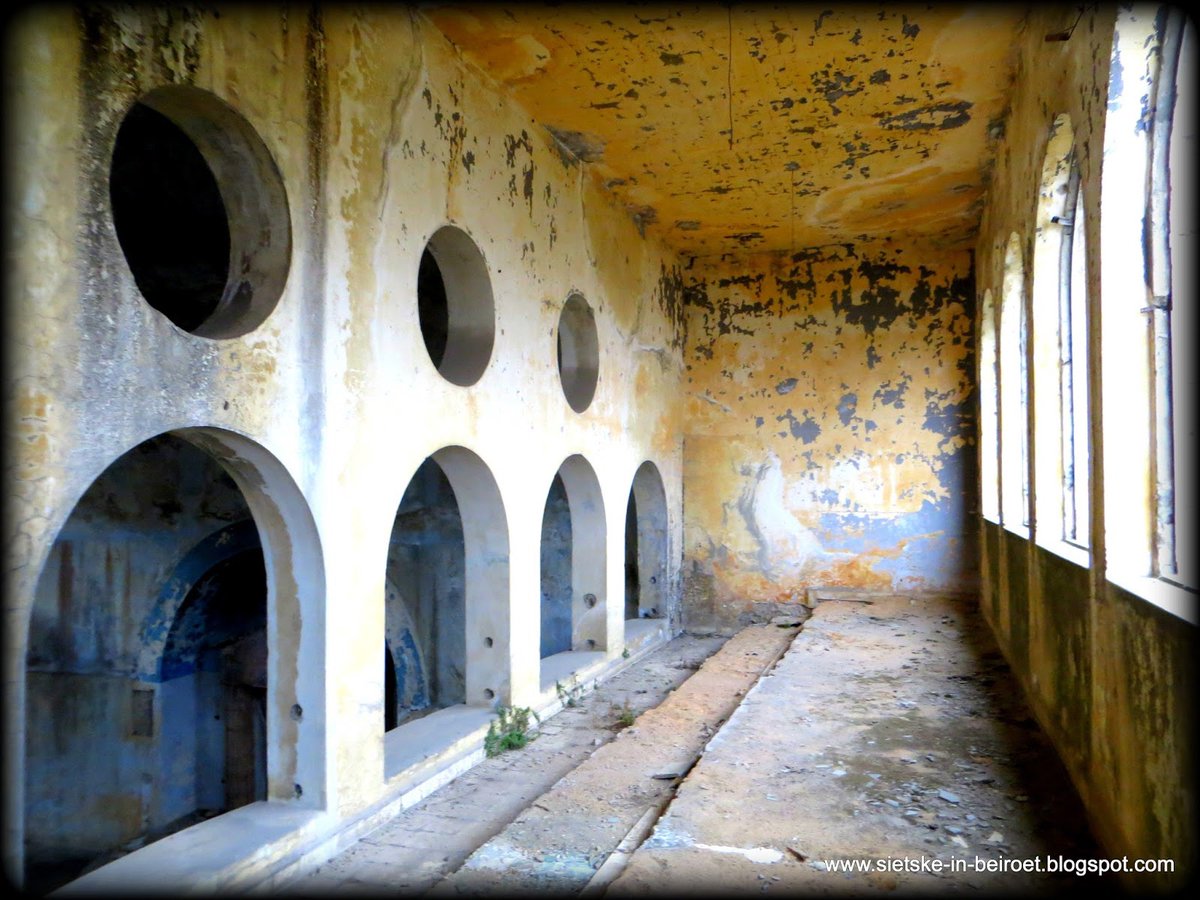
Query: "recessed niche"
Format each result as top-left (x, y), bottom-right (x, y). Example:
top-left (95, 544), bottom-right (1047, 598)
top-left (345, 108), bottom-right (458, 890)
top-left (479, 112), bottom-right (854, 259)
top-left (418, 226), bottom-right (496, 386)
top-left (557, 292), bottom-right (600, 413)
top-left (108, 86), bottom-right (291, 339)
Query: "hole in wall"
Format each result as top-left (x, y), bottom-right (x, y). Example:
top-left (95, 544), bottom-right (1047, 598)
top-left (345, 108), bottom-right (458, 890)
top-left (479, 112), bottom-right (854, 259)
top-left (109, 86), bottom-right (291, 339)
top-left (556, 292), bottom-right (600, 413)
top-left (417, 226), bottom-right (495, 386)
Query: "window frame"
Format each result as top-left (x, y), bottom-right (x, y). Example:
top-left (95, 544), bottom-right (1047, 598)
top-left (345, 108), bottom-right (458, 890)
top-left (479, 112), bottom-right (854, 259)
top-left (1099, 5), bottom-right (1196, 623)
top-left (998, 233), bottom-right (1030, 537)
top-left (1030, 115), bottom-right (1090, 566)
top-left (1058, 163), bottom-right (1090, 550)
top-left (979, 288), bottom-right (1001, 524)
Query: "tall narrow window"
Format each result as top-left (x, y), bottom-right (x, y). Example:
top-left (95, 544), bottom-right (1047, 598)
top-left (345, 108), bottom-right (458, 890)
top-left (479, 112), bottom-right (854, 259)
top-left (1152, 9), bottom-right (1196, 587)
top-left (1059, 167), bottom-right (1090, 547)
top-left (999, 234), bottom-right (1030, 534)
top-left (1031, 114), bottom-right (1088, 560)
top-left (979, 289), bottom-right (1001, 523)
top-left (1100, 5), bottom-right (1195, 621)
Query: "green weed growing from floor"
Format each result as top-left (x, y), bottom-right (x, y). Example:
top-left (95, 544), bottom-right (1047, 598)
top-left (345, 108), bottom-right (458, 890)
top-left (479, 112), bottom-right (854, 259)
top-left (555, 678), bottom-right (584, 708)
top-left (614, 700), bottom-right (637, 729)
top-left (484, 706), bottom-right (539, 758)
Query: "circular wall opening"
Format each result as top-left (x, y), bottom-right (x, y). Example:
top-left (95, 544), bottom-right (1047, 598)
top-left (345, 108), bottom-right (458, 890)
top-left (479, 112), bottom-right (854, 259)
top-left (418, 226), bottom-right (495, 386)
top-left (109, 86), bottom-right (291, 339)
top-left (556, 293), bottom-right (599, 413)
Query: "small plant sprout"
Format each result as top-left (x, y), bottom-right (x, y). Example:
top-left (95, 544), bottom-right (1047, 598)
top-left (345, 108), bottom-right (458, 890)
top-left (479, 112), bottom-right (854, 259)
top-left (484, 706), bottom-right (540, 758)
top-left (555, 677), bottom-right (585, 708)
top-left (614, 700), bottom-right (636, 729)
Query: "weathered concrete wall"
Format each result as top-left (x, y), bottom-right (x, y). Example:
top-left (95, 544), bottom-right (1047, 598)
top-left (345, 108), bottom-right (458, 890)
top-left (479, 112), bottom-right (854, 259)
top-left (681, 245), bottom-right (978, 630)
top-left (4, 5), bottom-right (687, 887)
top-left (975, 6), bottom-right (1195, 886)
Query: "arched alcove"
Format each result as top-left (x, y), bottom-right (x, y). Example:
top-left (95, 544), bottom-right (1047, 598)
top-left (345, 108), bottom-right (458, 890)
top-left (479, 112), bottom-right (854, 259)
top-left (384, 457), bottom-right (466, 729)
top-left (381, 448), bottom-right (510, 777)
top-left (21, 429), bottom-right (323, 892)
top-left (538, 455), bottom-right (607, 690)
top-left (625, 461), bottom-right (669, 623)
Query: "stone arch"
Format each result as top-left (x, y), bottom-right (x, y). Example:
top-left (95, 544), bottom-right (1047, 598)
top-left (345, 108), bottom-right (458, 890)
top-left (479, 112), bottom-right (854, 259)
top-left (18, 426), bottom-right (324, 890)
top-left (413, 447), bottom-right (510, 706)
top-left (540, 458), bottom-right (609, 662)
top-left (625, 460), bottom-right (669, 621)
top-left (134, 519), bottom-right (262, 682)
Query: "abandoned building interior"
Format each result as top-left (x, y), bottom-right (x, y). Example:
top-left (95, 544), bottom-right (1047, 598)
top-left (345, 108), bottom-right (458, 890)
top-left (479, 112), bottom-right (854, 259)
top-left (2, 2), bottom-right (1194, 893)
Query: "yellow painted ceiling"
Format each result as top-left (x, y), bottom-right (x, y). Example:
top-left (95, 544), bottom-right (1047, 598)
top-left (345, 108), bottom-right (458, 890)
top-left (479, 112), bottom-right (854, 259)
top-left (423, 4), bottom-right (1025, 256)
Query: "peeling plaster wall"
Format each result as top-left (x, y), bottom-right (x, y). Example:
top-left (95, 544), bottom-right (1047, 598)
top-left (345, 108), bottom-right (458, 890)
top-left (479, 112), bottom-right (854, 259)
top-left (4, 5), bottom-right (687, 887)
top-left (681, 243), bottom-right (977, 630)
top-left (974, 6), bottom-right (1194, 885)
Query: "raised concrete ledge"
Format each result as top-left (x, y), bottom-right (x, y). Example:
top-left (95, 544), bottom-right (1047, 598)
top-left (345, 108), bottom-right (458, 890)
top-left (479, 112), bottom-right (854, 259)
top-left (623, 617), bottom-right (668, 652)
top-left (384, 705), bottom-right (495, 783)
top-left (539, 649), bottom-right (607, 695)
top-left (57, 627), bottom-right (677, 894)
top-left (532, 621), bottom-right (671, 721)
top-left (55, 803), bottom-right (332, 895)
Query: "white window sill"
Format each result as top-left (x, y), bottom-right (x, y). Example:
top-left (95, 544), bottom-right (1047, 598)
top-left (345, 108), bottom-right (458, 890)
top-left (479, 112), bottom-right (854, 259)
top-left (1106, 570), bottom-right (1198, 626)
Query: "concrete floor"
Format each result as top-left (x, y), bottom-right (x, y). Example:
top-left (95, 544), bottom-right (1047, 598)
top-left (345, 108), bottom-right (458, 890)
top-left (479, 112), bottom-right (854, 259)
top-left (286, 632), bottom-right (731, 895)
top-left (284, 595), bottom-right (1111, 896)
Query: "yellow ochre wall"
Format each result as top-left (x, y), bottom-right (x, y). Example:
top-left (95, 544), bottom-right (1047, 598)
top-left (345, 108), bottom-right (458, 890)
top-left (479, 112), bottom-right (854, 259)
top-left (680, 244), bottom-right (977, 629)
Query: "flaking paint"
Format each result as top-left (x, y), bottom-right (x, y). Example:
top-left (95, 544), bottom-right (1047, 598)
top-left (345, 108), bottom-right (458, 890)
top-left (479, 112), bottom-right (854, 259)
top-left (681, 242), bottom-right (977, 629)
top-left (425, 5), bottom-right (1022, 256)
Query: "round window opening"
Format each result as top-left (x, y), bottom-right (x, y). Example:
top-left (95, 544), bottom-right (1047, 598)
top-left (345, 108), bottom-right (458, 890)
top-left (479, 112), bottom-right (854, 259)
top-left (109, 86), bottom-right (291, 339)
top-left (417, 226), bottom-right (495, 386)
top-left (557, 293), bottom-right (599, 413)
